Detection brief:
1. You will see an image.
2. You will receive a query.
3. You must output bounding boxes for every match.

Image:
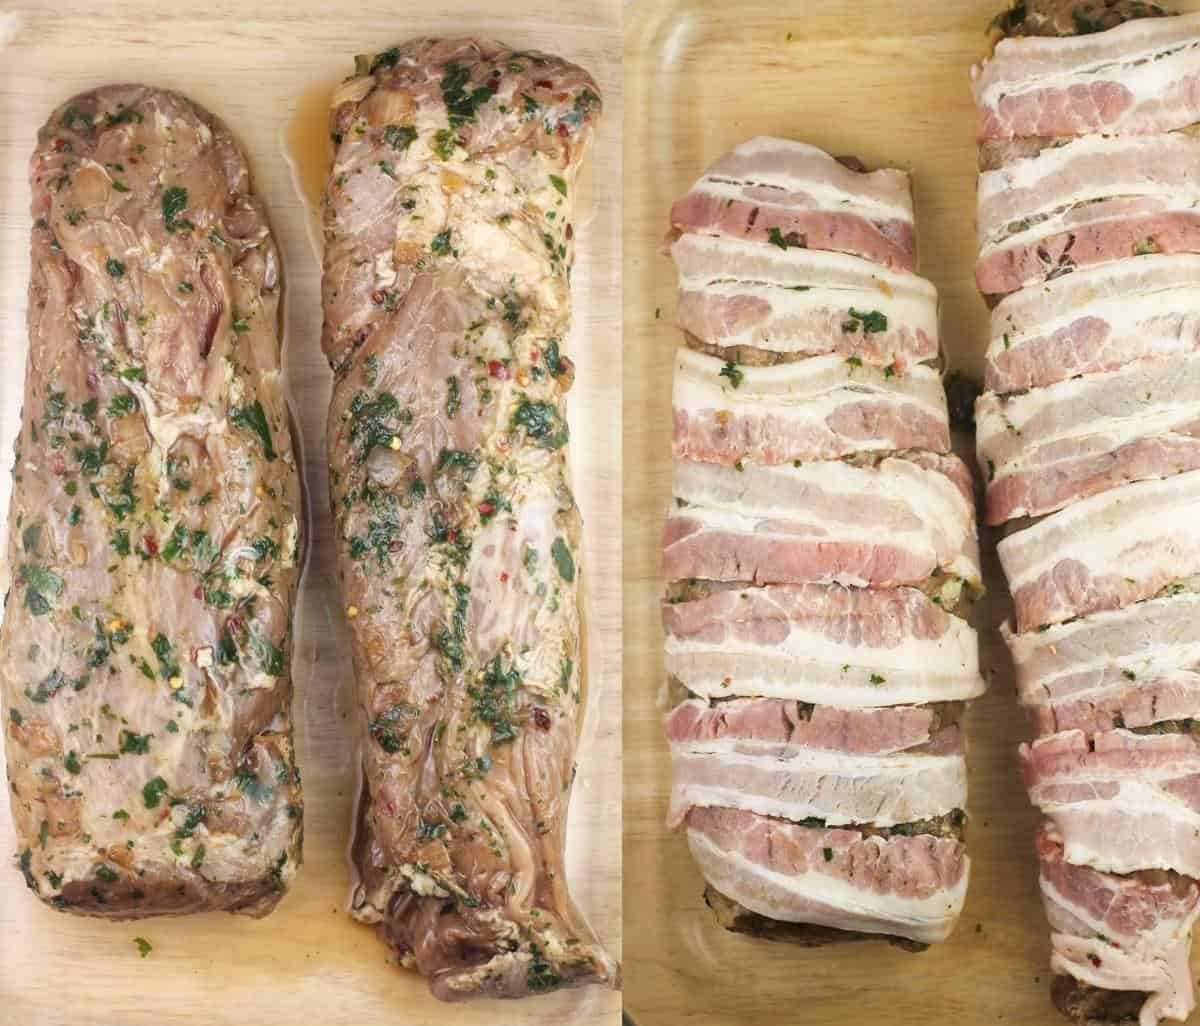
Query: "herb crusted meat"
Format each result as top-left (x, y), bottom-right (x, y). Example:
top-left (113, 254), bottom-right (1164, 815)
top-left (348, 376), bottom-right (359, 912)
top-left (322, 39), bottom-right (616, 999)
top-left (1, 86), bottom-right (304, 917)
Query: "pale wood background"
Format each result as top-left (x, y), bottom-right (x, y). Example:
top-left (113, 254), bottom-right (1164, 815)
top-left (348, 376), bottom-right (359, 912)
top-left (622, 1), bottom-right (1200, 1023)
top-left (0, 4), bottom-right (621, 1024)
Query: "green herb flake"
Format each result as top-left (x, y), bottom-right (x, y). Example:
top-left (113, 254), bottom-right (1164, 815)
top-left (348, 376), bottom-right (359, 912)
top-left (230, 401), bottom-right (277, 460)
top-left (161, 186), bottom-right (191, 234)
top-left (551, 537), bottom-right (575, 583)
top-left (510, 399), bottom-right (568, 451)
top-left (384, 124), bottom-right (417, 151)
top-left (142, 776), bottom-right (169, 808)
top-left (842, 308), bottom-right (888, 334)
top-left (119, 730), bottom-right (151, 755)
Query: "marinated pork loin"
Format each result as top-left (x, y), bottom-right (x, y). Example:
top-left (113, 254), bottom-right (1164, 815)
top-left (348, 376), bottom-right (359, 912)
top-left (975, 5), bottom-right (1200, 1023)
top-left (321, 39), bottom-right (615, 999)
top-left (662, 138), bottom-right (983, 948)
top-left (1, 86), bottom-right (304, 915)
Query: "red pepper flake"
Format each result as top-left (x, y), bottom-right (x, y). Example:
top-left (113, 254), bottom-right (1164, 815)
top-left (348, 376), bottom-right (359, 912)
top-left (370, 289), bottom-right (386, 305)
top-left (478, 501), bottom-right (495, 516)
top-left (535, 79), bottom-right (553, 89)
top-left (531, 707), bottom-right (551, 730)
top-left (446, 530), bottom-right (457, 543)
top-left (226, 615), bottom-right (245, 637)
top-left (556, 122), bottom-right (570, 138)
top-left (1088, 953), bottom-right (1102, 968)
top-left (530, 347), bottom-right (540, 361)
top-left (499, 572), bottom-right (509, 583)
top-left (388, 540), bottom-right (402, 552)
top-left (384, 801), bottom-right (396, 817)
top-left (142, 535), bottom-right (159, 557)
top-left (487, 360), bottom-right (509, 380)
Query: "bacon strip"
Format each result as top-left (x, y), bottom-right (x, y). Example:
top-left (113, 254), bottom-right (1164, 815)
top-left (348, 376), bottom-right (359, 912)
top-left (1023, 730), bottom-right (1200, 878)
top-left (686, 806), bottom-right (968, 945)
top-left (1038, 828), bottom-right (1200, 1026)
top-left (998, 470), bottom-right (1200, 632)
top-left (978, 355), bottom-right (1200, 523)
top-left (973, 14), bottom-right (1200, 141)
top-left (976, 135), bottom-right (1200, 295)
top-left (662, 455), bottom-right (980, 588)
top-left (672, 347), bottom-right (949, 467)
top-left (667, 699), bottom-right (965, 830)
top-left (984, 255), bottom-right (1200, 394)
top-left (671, 233), bottom-right (938, 369)
top-left (669, 136), bottom-right (917, 271)
top-left (1005, 592), bottom-right (1200, 737)
top-left (662, 585), bottom-right (983, 707)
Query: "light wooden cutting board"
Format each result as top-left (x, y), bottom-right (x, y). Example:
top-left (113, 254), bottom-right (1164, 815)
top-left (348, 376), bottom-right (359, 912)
top-left (622, 1), bottom-right (1200, 1023)
top-left (0, 4), bottom-right (621, 1024)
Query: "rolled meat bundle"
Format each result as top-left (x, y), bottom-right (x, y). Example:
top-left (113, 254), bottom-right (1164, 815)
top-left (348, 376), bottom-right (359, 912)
top-left (661, 137), bottom-right (984, 948)
top-left (974, 4), bottom-right (1200, 1023)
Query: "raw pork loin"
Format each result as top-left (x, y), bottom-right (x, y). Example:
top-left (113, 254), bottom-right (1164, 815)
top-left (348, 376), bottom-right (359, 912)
top-left (322, 38), bottom-right (616, 999)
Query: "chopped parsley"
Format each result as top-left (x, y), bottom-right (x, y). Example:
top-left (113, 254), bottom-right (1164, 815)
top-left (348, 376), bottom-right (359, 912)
top-left (118, 730), bottom-right (151, 755)
top-left (842, 308), bottom-right (888, 334)
top-left (510, 399), bottom-right (568, 450)
top-left (142, 776), bottom-right (169, 808)
top-left (161, 186), bottom-right (192, 234)
top-left (718, 362), bottom-right (743, 389)
top-left (384, 124), bottom-right (418, 151)
top-left (551, 537), bottom-right (575, 583)
top-left (230, 401), bottom-right (276, 460)
top-left (441, 62), bottom-right (494, 128)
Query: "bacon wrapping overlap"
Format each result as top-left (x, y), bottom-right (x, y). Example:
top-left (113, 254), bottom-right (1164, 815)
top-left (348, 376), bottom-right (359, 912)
top-left (975, 6), bottom-right (1200, 1023)
top-left (661, 137), bottom-right (983, 948)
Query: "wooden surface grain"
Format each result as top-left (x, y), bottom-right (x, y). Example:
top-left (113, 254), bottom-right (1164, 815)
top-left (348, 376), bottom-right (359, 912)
top-left (0, 4), bottom-right (620, 1024)
top-left (621, 1), bottom-right (1200, 1023)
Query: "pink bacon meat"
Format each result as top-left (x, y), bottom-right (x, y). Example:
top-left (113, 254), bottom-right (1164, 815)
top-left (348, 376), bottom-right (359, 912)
top-left (663, 584), bottom-right (984, 707)
top-left (669, 136), bottom-right (917, 271)
top-left (671, 232), bottom-right (938, 370)
top-left (672, 347), bottom-right (949, 467)
top-left (978, 354), bottom-right (1200, 523)
top-left (686, 806), bottom-right (968, 945)
top-left (984, 254), bottom-right (1200, 394)
top-left (973, 14), bottom-right (1200, 141)
top-left (662, 455), bottom-right (980, 589)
